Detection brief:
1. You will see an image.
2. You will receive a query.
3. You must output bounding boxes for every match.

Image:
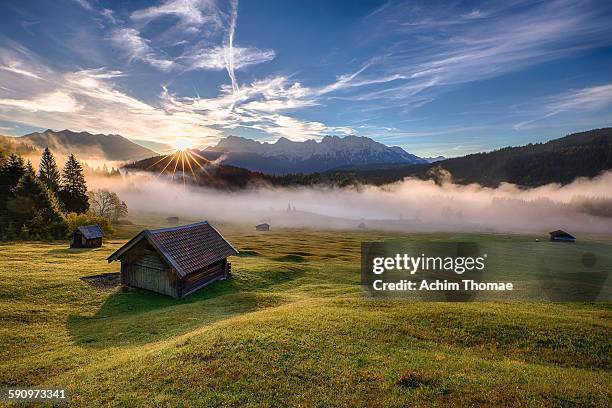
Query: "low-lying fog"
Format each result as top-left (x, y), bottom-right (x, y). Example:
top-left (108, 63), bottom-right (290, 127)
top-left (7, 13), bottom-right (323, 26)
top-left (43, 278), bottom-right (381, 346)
top-left (91, 171), bottom-right (612, 234)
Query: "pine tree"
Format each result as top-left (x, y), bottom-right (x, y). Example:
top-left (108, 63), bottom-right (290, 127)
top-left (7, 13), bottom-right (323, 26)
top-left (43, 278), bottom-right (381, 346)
top-left (25, 160), bottom-right (35, 176)
top-left (38, 147), bottom-right (61, 193)
top-left (0, 154), bottom-right (26, 229)
top-left (59, 154), bottom-right (89, 214)
top-left (0, 153), bottom-right (26, 196)
top-left (7, 170), bottom-right (67, 239)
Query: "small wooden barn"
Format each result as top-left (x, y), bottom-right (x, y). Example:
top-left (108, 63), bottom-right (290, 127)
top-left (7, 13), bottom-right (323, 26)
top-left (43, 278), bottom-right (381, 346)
top-left (107, 221), bottom-right (238, 298)
top-left (70, 225), bottom-right (103, 248)
top-left (166, 216), bottom-right (179, 225)
top-left (549, 230), bottom-right (576, 242)
top-left (255, 223), bottom-right (270, 231)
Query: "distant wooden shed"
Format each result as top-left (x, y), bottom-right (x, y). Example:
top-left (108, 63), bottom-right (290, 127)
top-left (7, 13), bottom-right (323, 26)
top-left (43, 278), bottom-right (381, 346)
top-left (549, 230), bottom-right (576, 242)
top-left (256, 223), bottom-right (270, 231)
top-left (70, 225), bottom-right (103, 248)
top-left (107, 221), bottom-right (238, 298)
top-left (166, 216), bottom-right (179, 225)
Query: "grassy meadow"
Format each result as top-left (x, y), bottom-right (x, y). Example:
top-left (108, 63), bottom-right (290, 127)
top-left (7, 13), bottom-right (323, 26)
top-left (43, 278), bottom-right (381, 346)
top-left (0, 217), bottom-right (611, 407)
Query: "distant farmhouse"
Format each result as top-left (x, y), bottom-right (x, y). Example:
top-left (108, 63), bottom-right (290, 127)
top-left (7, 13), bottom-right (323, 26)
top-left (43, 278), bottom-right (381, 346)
top-left (107, 221), bottom-right (238, 298)
top-left (549, 230), bottom-right (576, 242)
top-left (256, 223), bottom-right (270, 231)
top-left (70, 225), bottom-right (103, 248)
top-left (166, 216), bottom-right (180, 225)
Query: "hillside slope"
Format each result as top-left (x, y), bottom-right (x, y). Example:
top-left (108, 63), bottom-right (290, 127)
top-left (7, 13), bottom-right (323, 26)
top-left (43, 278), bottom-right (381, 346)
top-left (19, 129), bottom-right (156, 162)
top-left (435, 127), bottom-right (612, 186)
top-left (0, 228), bottom-right (610, 406)
top-left (341, 128), bottom-right (612, 187)
top-left (0, 134), bottom-right (39, 157)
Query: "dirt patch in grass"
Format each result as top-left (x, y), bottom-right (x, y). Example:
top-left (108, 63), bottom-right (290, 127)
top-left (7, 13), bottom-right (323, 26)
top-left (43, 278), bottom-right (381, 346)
top-left (396, 371), bottom-right (439, 389)
top-left (273, 254), bottom-right (306, 263)
top-left (80, 273), bottom-right (120, 290)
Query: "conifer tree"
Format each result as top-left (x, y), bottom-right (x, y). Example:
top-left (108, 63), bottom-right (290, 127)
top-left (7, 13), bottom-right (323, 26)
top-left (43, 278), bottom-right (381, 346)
top-left (8, 169), bottom-right (67, 239)
top-left (59, 154), bottom-right (89, 214)
top-left (0, 153), bottom-right (26, 195)
top-left (25, 160), bottom-right (35, 176)
top-left (0, 154), bottom-right (26, 227)
top-left (38, 147), bottom-right (61, 193)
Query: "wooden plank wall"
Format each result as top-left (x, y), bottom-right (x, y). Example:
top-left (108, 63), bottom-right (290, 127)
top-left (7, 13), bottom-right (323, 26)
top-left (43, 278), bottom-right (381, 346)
top-left (183, 260), bottom-right (225, 294)
top-left (120, 241), bottom-right (179, 297)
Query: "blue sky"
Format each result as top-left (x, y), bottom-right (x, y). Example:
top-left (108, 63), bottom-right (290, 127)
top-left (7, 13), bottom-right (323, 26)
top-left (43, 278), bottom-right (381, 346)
top-left (0, 0), bottom-right (611, 157)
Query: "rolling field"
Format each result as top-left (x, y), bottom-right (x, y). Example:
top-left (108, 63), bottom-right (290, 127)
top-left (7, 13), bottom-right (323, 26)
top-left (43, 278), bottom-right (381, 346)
top-left (0, 221), bottom-right (611, 407)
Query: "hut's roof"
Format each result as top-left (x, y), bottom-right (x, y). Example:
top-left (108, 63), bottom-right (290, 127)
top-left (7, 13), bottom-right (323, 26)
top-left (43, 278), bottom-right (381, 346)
top-left (76, 225), bottom-right (104, 239)
top-left (549, 230), bottom-right (576, 239)
top-left (107, 221), bottom-right (238, 276)
top-left (256, 223), bottom-right (270, 227)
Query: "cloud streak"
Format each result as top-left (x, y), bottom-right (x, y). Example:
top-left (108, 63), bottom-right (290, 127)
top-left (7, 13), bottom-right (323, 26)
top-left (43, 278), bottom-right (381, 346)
top-left (357, 0), bottom-right (612, 105)
top-left (514, 84), bottom-right (612, 129)
top-left (131, 0), bottom-right (223, 30)
top-left (111, 28), bottom-right (175, 71)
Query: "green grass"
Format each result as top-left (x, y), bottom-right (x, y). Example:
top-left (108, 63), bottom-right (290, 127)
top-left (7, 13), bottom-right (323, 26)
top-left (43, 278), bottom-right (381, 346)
top-left (0, 222), bottom-right (611, 407)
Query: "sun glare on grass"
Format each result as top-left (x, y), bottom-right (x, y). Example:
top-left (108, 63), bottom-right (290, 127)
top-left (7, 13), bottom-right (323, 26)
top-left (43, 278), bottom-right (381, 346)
top-left (174, 138), bottom-right (193, 151)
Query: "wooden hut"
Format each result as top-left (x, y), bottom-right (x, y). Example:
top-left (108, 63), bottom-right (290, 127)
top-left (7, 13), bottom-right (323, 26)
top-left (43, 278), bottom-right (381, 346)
top-left (549, 230), bottom-right (576, 242)
top-left (255, 223), bottom-right (270, 231)
top-left (107, 221), bottom-right (238, 298)
top-left (70, 225), bottom-right (103, 248)
top-left (166, 216), bottom-right (179, 225)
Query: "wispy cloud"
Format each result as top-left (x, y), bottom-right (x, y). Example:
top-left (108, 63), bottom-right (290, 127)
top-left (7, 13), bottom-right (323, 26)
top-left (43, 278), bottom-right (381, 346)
top-left (71, 0), bottom-right (94, 12)
top-left (225, 0), bottom-right (239, 96)
top-left (0, 46), bottom-right (354, 145)
top-left (183, 45), bottom-right (275, 72)
top-left (113, 0), bottom-right (274, 79)
top-left (514, 84), bottom-right (612, 130)
top-left (131, 0), bottom-right (223, 30)
top-left (357, 0), bottom-right (612, 106)
top-left (111, 28), bottom-right (175, 71)
top-left (0, 63), bottom-right (42, 80)
top-left (0, 90), bottom-right (79, 113)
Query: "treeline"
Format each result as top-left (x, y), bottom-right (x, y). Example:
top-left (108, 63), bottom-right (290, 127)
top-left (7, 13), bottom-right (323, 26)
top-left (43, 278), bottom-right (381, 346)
top-left (0, 148), bottom-right (127, 241)
top-left (125, 152), bottom-right (367, 190)
top-left (342, 128), bottom-right (612, 187)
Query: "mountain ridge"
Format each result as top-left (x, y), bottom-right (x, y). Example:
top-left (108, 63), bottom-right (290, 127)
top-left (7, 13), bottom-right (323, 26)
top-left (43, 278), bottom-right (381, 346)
top-left (201, 134), bottom-right (426, 174)
top-left (124, 127), bottom-right (612, 189)
top-left (19, 129), bottom-right (156, 162)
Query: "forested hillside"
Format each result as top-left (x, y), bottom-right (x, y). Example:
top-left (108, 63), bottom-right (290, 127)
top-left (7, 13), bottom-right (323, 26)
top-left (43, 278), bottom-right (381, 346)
top-left (338, 128), bottom-right (612, 187)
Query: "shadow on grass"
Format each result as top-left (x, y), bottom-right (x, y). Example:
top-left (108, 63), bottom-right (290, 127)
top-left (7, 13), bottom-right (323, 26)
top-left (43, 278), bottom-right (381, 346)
top-left (47, 247), bottom-right (97, 254)
top-left (67, 266), bottom-right (306, 349)
top-left (273, 254), bottom-right (306, 263)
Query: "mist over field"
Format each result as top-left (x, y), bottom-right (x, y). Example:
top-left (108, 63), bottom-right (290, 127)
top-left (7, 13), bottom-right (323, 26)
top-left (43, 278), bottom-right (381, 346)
top-left (91, 170), bottom-right (612, 234)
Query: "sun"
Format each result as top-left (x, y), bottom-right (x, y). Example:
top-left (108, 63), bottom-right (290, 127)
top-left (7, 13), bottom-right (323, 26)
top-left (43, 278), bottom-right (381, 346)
top-left (174, 138), bottom-right (194, 151)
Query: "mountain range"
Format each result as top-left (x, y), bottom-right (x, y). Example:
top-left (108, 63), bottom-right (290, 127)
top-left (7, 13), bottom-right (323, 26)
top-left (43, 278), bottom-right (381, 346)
top-left (5, 127), bottom-right (611, 188)
top-left (16, 129), bottom-right (156, 162)
top-left (199, 135), bottom-right (426, 174)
